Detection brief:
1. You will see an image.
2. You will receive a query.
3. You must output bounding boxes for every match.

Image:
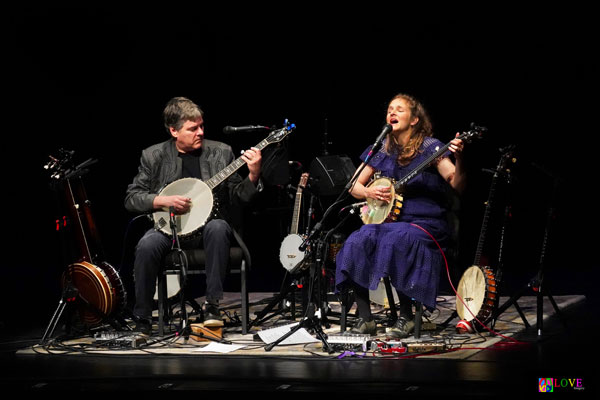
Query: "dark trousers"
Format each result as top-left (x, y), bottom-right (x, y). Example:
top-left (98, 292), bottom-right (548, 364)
top-left (132, 219), bottom-right (232, 321)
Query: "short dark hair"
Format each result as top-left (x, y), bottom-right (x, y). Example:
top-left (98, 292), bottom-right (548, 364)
top-left (163, 97), bottom-right (204, 133)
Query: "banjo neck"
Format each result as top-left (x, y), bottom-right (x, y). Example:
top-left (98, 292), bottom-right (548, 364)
top-left (473, 146), bottom-right (515, 266)
top-left (290, 173), bottom-right (309, 235)
top-left (392, 125), bottom-right (485, 191)
top-left (204, 138), bottom-right (269, 190)
top-left (46, 151), bottom-right (103, 265)
top-left (204, 124), bottom-right (295, 191)
top-left (393, 140), bottom-right (453, 191)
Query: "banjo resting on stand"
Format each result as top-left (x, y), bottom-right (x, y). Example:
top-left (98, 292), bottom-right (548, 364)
top-left (360, 124), bottom-right (486, 225)
top-left (279, 172), bottom-right (310, 273)
top-left (42, 150), bottom-right (127, 342)
top-left (152, 121), bottom-right (296, 238)
top-left (456, 146), bottom-right (516, 325)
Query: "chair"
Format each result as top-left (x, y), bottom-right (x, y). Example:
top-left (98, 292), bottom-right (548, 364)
top-left (157, 229), bottom-right (251, 336)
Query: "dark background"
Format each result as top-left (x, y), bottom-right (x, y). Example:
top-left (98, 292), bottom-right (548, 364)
top-left (4, 5), bottom-right (598, 332)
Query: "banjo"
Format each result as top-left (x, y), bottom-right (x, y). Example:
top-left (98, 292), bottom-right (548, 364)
top-left (279, 172), bottom-right (309, 272)
top-left (44, 149), bottom-right (127, 327)
top-left (456, 146), bottom-right (516, 323)
top-left (360, 124), bottom-right (486, 225)
top-left (152, 122), bottom-right (296, 238)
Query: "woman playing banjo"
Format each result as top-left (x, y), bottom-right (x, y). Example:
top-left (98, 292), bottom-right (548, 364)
top-left (335, 93), bottom-right (466, 338)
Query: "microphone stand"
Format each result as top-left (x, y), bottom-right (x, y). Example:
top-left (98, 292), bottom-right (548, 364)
top-left (298, 125), bottom-right (389, 252)
top-left (264, 303), bottom-right (334, 353)
top-left (286, 125), bottom-right (389, 345)
top-left (169, 207), bottom-right (191, 340)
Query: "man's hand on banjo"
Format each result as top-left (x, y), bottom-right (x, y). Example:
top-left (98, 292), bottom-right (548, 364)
top-left (242, 147), bottom-right (262, 184)
top-left (153, 195), bottom-right (192, 214)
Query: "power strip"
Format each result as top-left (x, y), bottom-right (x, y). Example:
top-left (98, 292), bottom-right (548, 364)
top-left (94, 332), bottom-right (147, 348)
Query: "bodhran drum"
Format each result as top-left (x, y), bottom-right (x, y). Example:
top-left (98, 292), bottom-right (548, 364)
top-left (456, 265), bottom-right (497, 324)
top-left (61, 261), bottom-right (127, 326)
top-left (152, 178), bottom-right (214, 238)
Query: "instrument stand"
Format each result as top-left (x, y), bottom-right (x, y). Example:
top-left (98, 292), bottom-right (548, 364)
top-left (483, 176), bottom-right (566, 340)
top-left (249, 276), bottom-right (303, 329)
top-left (264, 303), bottom-right (334, 353)
top-left (41, 281), bottom-right (80, 344)
top-left (41, 274), bottom-right (126, 344)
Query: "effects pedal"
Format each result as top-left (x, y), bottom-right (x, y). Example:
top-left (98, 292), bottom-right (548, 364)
top-left (406, 342), bottom-right (446, 353)
top-left (370, 340), bottom-right (407, 354)
top-left (327, 334), bottom-right (370, 352)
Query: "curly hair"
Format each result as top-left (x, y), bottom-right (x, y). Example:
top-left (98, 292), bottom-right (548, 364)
top-left (385, 93), bottom-right (433, 165)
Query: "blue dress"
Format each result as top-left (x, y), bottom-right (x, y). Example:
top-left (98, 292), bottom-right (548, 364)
top-left (335, 137), bottom-right (452, 309)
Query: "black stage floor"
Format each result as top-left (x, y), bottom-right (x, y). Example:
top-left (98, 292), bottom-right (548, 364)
top-left (1, 292), bottom-right (598, 397)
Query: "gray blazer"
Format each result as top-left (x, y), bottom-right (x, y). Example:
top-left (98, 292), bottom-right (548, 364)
top-left (124, 138), bottom-right (259, 221)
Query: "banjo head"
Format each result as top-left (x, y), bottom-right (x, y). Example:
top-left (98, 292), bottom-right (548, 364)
top-left (456, 265), bottom-right (487, 321)
top-left (279, 234), bottom-right (306, 272)
top-left (153, 178), bottom-right (214, 238)
top-left (360, 177), bottom-right (396, 225)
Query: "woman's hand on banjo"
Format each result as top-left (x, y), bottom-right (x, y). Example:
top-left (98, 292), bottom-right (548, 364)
top-left (153, 195), bottom-right (192, 214)
top-left (365, 184), bottom-right (392, 203)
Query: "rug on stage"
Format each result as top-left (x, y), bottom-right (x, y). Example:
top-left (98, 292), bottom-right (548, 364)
top-left (22, 292), bottom-right (584, 360)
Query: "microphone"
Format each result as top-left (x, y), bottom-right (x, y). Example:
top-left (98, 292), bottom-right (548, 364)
top-left (222, 125), bottom-right (270, 134)
top-left (373, 123), bottom-right (393, 150)
top-left (364, 123), bottom-right (393, 164)
top-left (340, 201), bottom-right (368, 212)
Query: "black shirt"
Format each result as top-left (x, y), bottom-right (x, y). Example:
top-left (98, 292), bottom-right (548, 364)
top-left (178, 150), bottom-right (203, 180)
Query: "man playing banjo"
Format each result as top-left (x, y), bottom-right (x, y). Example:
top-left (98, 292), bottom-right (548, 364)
top-left (125, 97), bottom-right (262, 336)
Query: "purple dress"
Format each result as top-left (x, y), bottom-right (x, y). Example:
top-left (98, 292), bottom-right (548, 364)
top-left (335, 137), bottom-right (452, 309)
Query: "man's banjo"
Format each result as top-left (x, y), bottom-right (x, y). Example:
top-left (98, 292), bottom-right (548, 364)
top-left (152, 122), bottom-right (295, 238)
